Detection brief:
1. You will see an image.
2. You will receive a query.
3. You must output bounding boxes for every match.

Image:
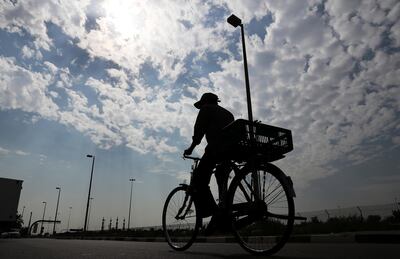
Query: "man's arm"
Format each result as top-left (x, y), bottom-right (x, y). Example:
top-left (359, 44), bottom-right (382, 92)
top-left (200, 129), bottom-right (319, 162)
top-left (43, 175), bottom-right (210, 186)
top-left (183, 141), bottom-right (197, 156)
top-left (184, 108), bottom-right (207, 156)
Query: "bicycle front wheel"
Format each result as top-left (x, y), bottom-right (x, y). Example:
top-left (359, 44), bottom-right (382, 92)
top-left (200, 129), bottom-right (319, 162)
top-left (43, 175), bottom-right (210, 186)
top-left (228, 163), bottom-right (294, 255)
top-left (162, 186), bottom-right (200, 251)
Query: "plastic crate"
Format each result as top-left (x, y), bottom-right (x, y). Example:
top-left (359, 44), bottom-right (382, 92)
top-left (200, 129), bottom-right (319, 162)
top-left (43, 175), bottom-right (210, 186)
top-left (220, 119), bottom-right (293, 162)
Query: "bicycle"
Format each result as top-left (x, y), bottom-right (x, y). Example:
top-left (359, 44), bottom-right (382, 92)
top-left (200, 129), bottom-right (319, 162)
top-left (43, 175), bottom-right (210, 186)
top-left (162, 119), bottom-right (302, 255)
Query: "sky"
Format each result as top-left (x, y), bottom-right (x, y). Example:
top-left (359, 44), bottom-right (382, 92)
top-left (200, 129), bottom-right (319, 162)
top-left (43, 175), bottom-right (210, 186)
top-left (0, 0), bottom-right (399, 231)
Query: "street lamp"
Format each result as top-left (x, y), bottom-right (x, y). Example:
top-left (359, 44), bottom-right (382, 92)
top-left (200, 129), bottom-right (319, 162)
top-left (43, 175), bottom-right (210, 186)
top-left (67, 206), bottom-right (72, 232)
top-left (84, 154), bottom-right (95, 232)
top-left (228, 14), bottom-right (260, 198)
top-left (128, 178), bottom-right (135, 230)
top-left (21, 206), bottom-right (25, 227)
top-left (41, 201), bottom-right (47, 235)
top-left (27, 211), bottom-right (33, 233)
top-left (53, 187), bottom-right (61, 235)
top-left (227, 14), bottom-right (253, 123)
top-left (87, 197), bottom-right (94, 230)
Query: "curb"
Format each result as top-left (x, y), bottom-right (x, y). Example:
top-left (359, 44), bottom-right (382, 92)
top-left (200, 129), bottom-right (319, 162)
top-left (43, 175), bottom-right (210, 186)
top-left (291, 232), bottom-right (400, 243)
top-left (355, 233), bottom-right (400, 243)
top-left (55, 232), bottom-right (400, 244)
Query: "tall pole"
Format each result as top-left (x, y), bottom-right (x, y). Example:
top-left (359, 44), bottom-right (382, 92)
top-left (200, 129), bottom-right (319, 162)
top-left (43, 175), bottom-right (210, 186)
top-left (53, 187), bottom-right (61, 235)
top-left (21, 206), bottom-right (25, 227)
top-left (325, 209), bottom-right (330, 220)
top-left (67, 207), bottom-right (72, 232)
top-left (240, 24), bottom-right (253, 123)
top-left (227, 14), bottom-right (259, 198)
top-left (128, 178), bottom-right (135, 230)
top-left (227, 14), bottom-right (254, 122)
top-left (87, 197), bottom-right (94, 230)
top-left (41, 201), bottom-right (47, 235)
top-left (357, 206), bottom-right (363, 219)
top-left (27, 212), bottom-right (32, 231)
top-left (84, 154), bottom-right (95, 232)
top-left (47, 216), bottom-right (51, 233)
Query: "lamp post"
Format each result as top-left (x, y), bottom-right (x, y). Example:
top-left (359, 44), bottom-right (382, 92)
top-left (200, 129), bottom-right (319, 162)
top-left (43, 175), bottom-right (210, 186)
top-left (41, 201), bottom-right (47, 235)
top-left (227, 14), bottom-right (253, 123)
top-left (21, 206), bottom-right (25, 227)
top-left (87, 197), bottom-right (94, 230)
top-left (67, 206), bottom-right (72, 232)
top-left (84, 154), bottom-right (95, 232)
top-left (47, 216), bottom-right (51, 233)
top-left (27, 211), bottom-right (32, 234)
top-left (128, 178), bottom-right (135, 230)
top-left (53, 187), bottom-right (61, 235)
top-left (325, 209), bottom-right (330, 220)
top-left (357, 206), bottom-right (363, 219)
top-left (227, 14), bottom-right (260, 198)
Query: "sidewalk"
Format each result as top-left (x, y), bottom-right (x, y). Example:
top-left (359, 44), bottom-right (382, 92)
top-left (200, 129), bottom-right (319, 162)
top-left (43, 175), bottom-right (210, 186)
top-left (55, 231), bottom-right (400, 243)
top-left (290, 231), bottom-right (400, 243)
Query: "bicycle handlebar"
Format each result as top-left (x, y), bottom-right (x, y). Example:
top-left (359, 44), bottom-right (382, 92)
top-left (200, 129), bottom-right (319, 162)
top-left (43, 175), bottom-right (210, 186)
top-left (183, 155), bottom-right (200, 161)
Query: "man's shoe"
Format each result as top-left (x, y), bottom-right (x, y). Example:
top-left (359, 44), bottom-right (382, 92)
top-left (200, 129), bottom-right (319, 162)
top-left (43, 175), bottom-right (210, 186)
top-left (204, 215), bottom-right (218, 236)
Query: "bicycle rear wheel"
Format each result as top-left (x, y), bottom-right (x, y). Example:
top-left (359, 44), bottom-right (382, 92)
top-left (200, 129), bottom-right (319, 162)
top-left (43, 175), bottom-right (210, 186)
top-left (228, 163), bottom-right (294, 255)
top-left (162, 185), bottom-right (200, 251)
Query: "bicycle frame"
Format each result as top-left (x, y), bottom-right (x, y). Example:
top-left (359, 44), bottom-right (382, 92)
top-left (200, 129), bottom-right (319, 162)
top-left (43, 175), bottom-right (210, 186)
top-left (181, 155), bottom-right (301, 223)
top-left (183, 155), bottom-right (248, 208)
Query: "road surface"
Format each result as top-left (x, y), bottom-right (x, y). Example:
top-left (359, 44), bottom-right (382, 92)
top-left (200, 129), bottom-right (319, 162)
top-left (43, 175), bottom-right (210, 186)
top-left (0, 238), bottom-right (398, 258)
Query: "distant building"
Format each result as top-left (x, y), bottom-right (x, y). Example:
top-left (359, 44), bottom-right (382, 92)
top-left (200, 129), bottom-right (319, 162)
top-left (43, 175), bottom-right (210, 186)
top-left (0, 177), bottom-right (23, 232)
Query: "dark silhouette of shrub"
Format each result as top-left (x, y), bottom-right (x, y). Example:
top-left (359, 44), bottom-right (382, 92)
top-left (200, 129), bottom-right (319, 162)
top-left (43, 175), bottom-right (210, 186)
top-left (392, 209), bottom-right (400, 222)
top-left (366, 215), bottom-right (381, 224)
top-left (310, 216), bottom-right (320, 224)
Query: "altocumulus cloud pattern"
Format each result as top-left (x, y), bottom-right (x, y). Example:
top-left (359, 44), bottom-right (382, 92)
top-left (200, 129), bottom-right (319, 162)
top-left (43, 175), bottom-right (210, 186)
top-left (0, 0), bottom-right (399, 189)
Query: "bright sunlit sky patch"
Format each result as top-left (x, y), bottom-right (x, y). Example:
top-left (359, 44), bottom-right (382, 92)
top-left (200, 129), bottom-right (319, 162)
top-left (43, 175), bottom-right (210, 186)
top-left (0, 0), bottom-right (399, 230)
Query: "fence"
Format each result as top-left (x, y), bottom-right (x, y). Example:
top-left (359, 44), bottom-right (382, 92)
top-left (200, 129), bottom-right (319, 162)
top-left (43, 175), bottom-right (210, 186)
top-left (296, 203), bottom-right (400, 222)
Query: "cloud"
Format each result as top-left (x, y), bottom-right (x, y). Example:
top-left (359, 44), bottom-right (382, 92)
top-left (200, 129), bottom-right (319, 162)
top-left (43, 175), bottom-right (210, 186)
top-left (15, 150), bottom-right (30, 156)
top-left (0, 0), bottom-right (89, 50)
top-left (0, 146), bottom-right (11, 156)
top-left (78, 0), bottom-right (229, 81)
top-left (0, 147), bottom-right (30, 156)
top-left (1, 0), bottom-right (232, 155)
top-left (81, 75), bottom-right (199, 153)
top-left (0, 56), bottom-right (59, 119)
top-left (0, 0), bottom-right (399, 186)
top-left (38, 153), bottom-right (47, 165)
top-left (209, 0), bottom-right (400, 186)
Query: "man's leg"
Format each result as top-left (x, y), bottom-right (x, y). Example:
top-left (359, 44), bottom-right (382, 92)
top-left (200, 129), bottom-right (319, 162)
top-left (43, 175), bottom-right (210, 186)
top-left (214, 162), bottom-right (231, 208)
top-left (211, 162), bottom-right (233, 232)
top-left (191, 151), bottom-right (217, 218)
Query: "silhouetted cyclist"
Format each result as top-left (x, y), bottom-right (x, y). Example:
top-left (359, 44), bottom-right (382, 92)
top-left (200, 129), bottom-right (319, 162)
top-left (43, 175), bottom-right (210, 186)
top-left (184, 93), bottom-right (234, 222)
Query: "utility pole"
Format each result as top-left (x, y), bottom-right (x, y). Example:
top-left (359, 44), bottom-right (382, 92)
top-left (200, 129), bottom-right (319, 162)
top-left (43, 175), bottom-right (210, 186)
top-left (128, 178), bottom-right (135, 229)
top-left (325, 209), bottom-right (330, 220)
top-left (40, 202), bottom-right (47, 235)
top-left (21, 206), bottom-right (25, 226)
top-left (84, 154), bottom-right (95, 232)
top-left (67, 207), bottom-right (72, 232)
top-left (357, 206), bottom-right (363, 219)
top-left (27, 212), bottom-right (33, 233)
top-left (53, 187), bottom-right (61, 235)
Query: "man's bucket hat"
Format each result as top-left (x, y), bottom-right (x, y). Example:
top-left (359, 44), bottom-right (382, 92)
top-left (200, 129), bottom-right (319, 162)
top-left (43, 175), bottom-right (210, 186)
top-left (194, 93), bottom-right (220, 109)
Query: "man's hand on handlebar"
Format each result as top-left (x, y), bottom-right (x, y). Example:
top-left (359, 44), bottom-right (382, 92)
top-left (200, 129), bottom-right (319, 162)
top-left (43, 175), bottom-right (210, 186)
top-left (183, 142), bottom-right (196, 157)
top-left (183, 148), bottom-right (193, 156)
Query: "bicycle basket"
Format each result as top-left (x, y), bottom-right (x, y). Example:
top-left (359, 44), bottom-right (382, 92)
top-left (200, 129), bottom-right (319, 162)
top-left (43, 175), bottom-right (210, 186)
top-left (219, 119), bottom-right (293, 162)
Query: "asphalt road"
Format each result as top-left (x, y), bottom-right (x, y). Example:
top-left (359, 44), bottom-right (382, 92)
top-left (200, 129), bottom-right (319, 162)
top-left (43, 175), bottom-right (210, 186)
top-left (0, 238), bottom-right (398, 259)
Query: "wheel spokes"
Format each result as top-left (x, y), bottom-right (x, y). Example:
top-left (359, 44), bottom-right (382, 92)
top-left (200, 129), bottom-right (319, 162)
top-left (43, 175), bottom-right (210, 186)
top-left (230, 166), bottom-right (294, 255)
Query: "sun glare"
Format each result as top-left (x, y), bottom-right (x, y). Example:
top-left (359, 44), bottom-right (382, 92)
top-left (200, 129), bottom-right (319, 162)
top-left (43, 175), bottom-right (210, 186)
top-left (103, 0), bottom-right (146, 39)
